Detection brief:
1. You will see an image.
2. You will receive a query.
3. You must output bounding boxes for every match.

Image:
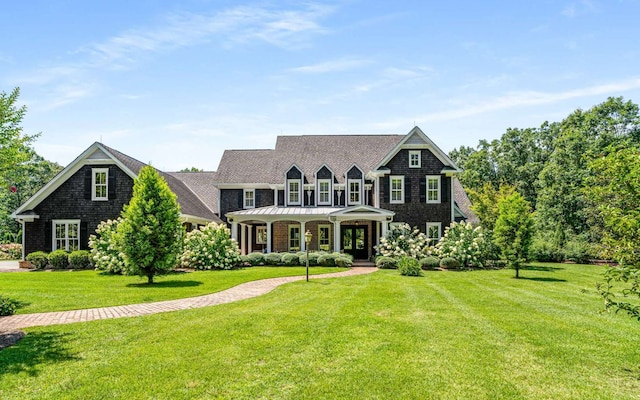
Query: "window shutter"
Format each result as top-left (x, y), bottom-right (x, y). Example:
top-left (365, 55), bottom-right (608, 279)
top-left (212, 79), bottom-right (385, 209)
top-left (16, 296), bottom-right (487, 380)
top-left (44, 222), bottom-right (52, 252)
top-left (84, 169), bottom-right (92, 200)
top-left (441, 177), bottom-right (448, 203)
top-left (404, 177), bottom-right (411, 203)
top-left (108, 167), bottom-right (116, 199)
top-left (255, 190), bottom-right (261, 207)
top-left (238, 190), bottom-right (243, 208)
top-left (382, 177), bottom-right (389, 203)
top-left (80, 222), bottom-right (88, 250)
top-left (419, 179), bottom-right (426, 203)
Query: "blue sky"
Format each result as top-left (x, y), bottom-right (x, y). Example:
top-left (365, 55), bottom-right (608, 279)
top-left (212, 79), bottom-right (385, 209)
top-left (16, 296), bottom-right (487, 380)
top-left (3, 0), bottom-right (640, 171)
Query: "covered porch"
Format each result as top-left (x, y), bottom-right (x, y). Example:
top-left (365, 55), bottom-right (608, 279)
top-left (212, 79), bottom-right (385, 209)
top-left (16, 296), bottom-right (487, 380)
top-left (226, 205), bottom-right (394, 260)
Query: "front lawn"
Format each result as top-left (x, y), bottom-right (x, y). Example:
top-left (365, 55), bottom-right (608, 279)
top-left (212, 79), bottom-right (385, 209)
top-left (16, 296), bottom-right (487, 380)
top-left (0, 267), bottom-right (346, 314)
top-left (1, 263), bottom-right (639, 399)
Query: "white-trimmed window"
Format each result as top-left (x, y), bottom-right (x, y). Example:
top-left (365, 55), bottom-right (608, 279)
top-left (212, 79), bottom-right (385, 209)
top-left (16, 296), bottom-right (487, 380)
top-left (426, 175), bottom-right (441, 203)
top-left (288, 180), bottom-right (301, 205)
top-left (409, 150), bottom-right (421, 168)
top-left (348, 179), bottom-right (361, 205)
top-left (318, 224), bottom-right (331, 251)
top-left (92, 168), bottom-right (108, 201)
top-left (53, 220), bottom-right (80, 251)
top-left (426, 222), bottom-right (441, 245)
top-left (244, 189), bottom-right (255, 209)
top-left (318, 179), bottom-right (331, 205)
top-left (289, 225), bottom-right (300, 251)
top-left (390, 176), bottom-right (404, 204)
top-left (256, 226), bottom-right (267, 244)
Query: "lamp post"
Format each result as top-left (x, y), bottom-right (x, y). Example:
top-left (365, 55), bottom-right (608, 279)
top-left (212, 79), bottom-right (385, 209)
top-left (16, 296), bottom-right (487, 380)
top-left (304, 229), bottom-right (312, 282)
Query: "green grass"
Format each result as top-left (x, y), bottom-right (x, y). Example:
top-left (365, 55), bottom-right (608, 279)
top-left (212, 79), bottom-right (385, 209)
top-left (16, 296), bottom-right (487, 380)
top-left (1, 263), bottom-right (639, 399)
top-left (0, 267), bottom-right (346, 314)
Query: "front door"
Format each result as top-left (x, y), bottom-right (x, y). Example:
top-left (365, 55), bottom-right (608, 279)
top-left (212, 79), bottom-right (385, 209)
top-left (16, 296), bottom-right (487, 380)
top-left (341, 225), bottom-right (368, 260)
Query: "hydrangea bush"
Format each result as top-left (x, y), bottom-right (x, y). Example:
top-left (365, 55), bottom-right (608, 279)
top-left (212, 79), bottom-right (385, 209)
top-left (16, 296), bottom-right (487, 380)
top-left (181, 222), bottom-right (240, 270)
top-left (89, 218), bottom-right (126, 274)
top-left (375, 223), bottom-right (433, 259)
top-left (436, 222), bottom-right (487, 268)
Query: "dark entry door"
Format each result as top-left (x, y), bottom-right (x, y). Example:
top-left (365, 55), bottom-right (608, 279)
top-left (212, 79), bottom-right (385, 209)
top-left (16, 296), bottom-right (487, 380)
top-left (341, 225), bottom-right (368, 260)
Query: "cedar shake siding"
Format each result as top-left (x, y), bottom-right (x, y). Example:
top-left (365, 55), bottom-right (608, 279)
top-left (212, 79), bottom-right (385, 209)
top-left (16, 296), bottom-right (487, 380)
top-left (23, 164), bottom-right (133, 255)
top-left (219, 189), bottom-right (243, 223)
top-left (379, 149), bottom-right (452, 230)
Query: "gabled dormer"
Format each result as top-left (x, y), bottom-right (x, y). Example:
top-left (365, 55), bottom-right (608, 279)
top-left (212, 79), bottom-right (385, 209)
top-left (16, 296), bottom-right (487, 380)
top-left (315, 164), bottom-right (334, 206)
top-left (285, 165), bottom-right (303, 206)
top-left (346, 164), bottom-right (364, 206)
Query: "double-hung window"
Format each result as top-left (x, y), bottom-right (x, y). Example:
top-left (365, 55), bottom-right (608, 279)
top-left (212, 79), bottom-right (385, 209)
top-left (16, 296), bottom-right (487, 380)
top-left (426, 175), bottom-right (441, 203)
top-left (92, 168), bottom-right (108, 201)
top-left (348, 179), bottom-right (361, 205)
top-left (409, 150), bottom-right (421, 168)
top-left (53, 220), bottom-right (80, 251)
top-left (426, 222), bottom-right (441, 246)
top-left (390, 176), bottom-right (404, 204)
top-left (288, 180), bottom-right (301, 205)
top-left (318, 179), bottom-right (331, 205)
top-left (318, 225), bottom-right (331, 251)
top-left (244, 189), bottom-right (255, 209)
top-left (289, 225), bottom-right (300, 251)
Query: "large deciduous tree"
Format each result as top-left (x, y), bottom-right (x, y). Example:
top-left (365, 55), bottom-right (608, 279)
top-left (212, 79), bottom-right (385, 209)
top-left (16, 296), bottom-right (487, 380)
top-left (0, 88), bottom-right (38, 187)
top-left (117, 166), bottom-right (182, 284)
top-left (494, 192), bottom-right (534, 278)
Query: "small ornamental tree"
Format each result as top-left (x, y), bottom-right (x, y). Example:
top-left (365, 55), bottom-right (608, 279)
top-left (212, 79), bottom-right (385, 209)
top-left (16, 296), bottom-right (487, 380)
top-left (117, 166), bottom-right (183, 284)
top-left (181, 222), bottom-right (240, 270)
top-left (494, 192), bottom-right (535, 278)
top-left (89, 218), bottom-right (126, 274)
top-left (375, 223), bottom-right (432, 259)
top-left (436, 222), bottom-right (487, 269)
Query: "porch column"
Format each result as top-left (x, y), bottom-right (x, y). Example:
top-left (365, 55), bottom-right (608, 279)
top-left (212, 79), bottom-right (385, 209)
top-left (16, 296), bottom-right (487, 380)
top-left (381, 220), bottom-right (388, 240)
top-left (248, 225), bottom-right (253, 254)
top-left (240, 223), bottom-right (247, 255)
top-left (300, 221), bottom-right (306, 251)
top-left (231, 221), bottom-right (238, 243)
top-left (266, 221), bottom-right (272, 253)
top-left (333, 221), bottom-right (340, 253)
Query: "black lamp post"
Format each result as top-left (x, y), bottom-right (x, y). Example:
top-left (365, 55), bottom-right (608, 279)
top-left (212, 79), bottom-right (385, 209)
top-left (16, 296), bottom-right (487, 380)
top-left (304, 229), bottom-right (312, 282)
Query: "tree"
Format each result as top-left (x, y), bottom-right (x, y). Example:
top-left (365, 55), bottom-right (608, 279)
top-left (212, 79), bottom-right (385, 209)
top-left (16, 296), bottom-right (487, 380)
top-left (178, 167), bottom-right (203, 172)
top-left (0, 87), bottom-right (38, 187)
top-left (467, 183), bottom-right (516, 232)
top-left (494, 192), bottom-right (535, 278)
top-left (117, 166), bottom-right (182, 283)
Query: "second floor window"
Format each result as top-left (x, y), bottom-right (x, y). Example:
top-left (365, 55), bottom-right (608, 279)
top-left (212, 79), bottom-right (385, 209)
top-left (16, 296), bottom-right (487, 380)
top-left (426, 175), bottom-right (441, 203)
top-left (288, 180), bottom-right (301, 205)
top-left (244, 189), bottom-right (255, 208)
top-left (390, 176), bottom-right (404, 204)
top-left (348, 179), bottom-right (360, 205)
top-left (409, 150), bottom-right (421, 168)
top-left (318, 179), bottom-right (331, 205)
top-left (92, 168), bottom-right (108, 200)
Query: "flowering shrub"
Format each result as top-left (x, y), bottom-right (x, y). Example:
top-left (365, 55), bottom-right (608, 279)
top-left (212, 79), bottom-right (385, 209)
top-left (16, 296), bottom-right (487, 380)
top-left (436, 222), bottom-right (487, 269)
top-left (181, 222), bottom-right (240, 270)
top-left (89, 218), bottom-right (126, 274)
top-left (375, 223), bottom-right (433, 259)
top-left (0, 243), bottom-right (22, 260)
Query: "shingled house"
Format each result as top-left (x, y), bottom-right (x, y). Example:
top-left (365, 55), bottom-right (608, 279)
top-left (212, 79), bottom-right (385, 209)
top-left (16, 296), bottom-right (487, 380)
top-left (217, 126), bottom-right (476, 260)
top-left (12, 142), bottom-right (220, 259)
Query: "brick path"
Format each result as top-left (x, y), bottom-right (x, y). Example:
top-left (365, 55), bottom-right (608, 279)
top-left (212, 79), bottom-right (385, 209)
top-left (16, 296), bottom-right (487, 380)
top-left (0, 267), bottom-right (376, 331)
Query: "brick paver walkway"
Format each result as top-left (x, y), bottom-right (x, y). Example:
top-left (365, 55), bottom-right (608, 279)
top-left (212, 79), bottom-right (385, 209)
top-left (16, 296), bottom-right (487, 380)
top-left (0, 267), bottom-right (376, 331)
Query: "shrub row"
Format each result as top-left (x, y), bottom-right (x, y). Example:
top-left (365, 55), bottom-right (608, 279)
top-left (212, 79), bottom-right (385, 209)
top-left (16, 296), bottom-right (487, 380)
top-left (376, 255), bottom-right (462, 270)
top-left (25, 250), bottom-right (92, 270)
top-left (239, 251), bottom-right (353, 268)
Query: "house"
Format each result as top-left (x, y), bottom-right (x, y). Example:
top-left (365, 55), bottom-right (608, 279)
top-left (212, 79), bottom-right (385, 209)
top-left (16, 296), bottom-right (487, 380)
top-left (13, 126), bottom-right (477, 261)
top-left (12, 142), bottom-right (221, 260)
top-left (216, 126), bottom-right (476, 260)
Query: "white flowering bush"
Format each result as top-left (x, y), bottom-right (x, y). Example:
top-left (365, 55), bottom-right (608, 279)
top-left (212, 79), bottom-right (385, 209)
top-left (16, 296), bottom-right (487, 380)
top-left (375, 223), bottom-right (432, 259)
top-left (89, 218), bottom-right (126, 274)
top-left (181, 222), bottom-right (240, 270)
top-left (436, 222), bottom-right (487, 269)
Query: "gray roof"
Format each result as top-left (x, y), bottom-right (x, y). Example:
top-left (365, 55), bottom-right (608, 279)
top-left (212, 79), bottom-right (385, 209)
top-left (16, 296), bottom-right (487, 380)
top-left (102, 144), bottom-right (220, 223)
top-left (453, 178), bottom-right (479, 225)
top-left (167, 171), bottom-right (218, 215)
top-left (215, 135), bottom-right (405, 184)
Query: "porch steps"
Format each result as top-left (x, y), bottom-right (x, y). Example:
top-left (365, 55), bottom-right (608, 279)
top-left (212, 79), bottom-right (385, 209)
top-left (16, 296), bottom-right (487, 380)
top-left (352, 260), bottom-right (376, 268)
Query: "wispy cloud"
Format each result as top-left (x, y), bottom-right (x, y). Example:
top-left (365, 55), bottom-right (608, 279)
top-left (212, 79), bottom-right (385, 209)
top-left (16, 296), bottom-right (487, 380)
top-left (16, 2), bottom-right (335, 109)
top-left (562, 0), bottom-right (598, 17)
top-left (290, 57), bottom-right (371, 73)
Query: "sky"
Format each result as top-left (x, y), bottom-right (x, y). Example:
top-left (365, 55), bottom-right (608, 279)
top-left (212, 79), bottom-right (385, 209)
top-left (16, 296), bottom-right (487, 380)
top-left (2, 0), bottom-right (640, 171)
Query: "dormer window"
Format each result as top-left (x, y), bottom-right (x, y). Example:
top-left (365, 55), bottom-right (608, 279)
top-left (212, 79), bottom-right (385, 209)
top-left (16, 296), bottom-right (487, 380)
top-left (288, 180), bottom-right (301, 205)
top-left (348, 179), bottom-right (361, 205)
top-left (92, 168), bottom-right (109, 201)
top-left (318, 179), bottom-right (331, 205)
top-left (244, 189), bottom-right (255, 209)
top-left (409, 150), bottom-right (421, 168)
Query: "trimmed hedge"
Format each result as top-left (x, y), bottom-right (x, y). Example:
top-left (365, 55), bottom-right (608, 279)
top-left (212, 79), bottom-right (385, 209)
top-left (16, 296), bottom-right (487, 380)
top-left (376, 256), bottom-right (398, 269)
top-left (69, 250), bottom-right (92, 269)
top-left (420, 256), bottom-right (441, 270)
top-left (440, 257), bottom-right (461, 270)
top-left (48, 250), bottom-right (69, 269)
top-left (26, 251), bottom-right (49, 269)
